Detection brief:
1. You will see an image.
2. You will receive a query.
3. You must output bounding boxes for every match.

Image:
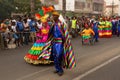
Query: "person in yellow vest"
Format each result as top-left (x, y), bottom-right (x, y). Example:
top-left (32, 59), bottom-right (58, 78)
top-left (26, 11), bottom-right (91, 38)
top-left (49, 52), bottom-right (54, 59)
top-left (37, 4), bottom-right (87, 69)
top-left (71, 16), bottom-right (77, 38)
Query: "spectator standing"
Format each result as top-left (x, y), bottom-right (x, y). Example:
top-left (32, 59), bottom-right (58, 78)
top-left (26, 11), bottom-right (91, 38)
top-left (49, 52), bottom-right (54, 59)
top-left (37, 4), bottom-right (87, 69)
top-left (16, 17), bottom-right (24, 46)
top-left (29, 17), bottom-right (37, 43)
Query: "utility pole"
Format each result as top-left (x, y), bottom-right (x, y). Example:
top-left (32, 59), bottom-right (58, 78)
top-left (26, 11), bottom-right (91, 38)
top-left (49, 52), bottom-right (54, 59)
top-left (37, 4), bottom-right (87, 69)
top-left (30, 0), bottom-right (35, 16)
top-left (111, 0), bottom-right (114, 16)
top-left (62, 0), bottom-right (66, 17)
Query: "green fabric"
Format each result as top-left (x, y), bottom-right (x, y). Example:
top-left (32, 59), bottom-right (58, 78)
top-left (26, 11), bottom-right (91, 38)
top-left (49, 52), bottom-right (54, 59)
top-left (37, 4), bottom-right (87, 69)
top-left (105, 21), bottom-right (112, 27)
top-left (99, 21), bottom-right (105, 26)
top-left (39, 10), bottom-right (44, 16)
top-left (103, 27), bottom-right (111, 30)
top-left (82, 35), bottom-right (91, 39)
top-left (29, 50), bottom-right (41, 55)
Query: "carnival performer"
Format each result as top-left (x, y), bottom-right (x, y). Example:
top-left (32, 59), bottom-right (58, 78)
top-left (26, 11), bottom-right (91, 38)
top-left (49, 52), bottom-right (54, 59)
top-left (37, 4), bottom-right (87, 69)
top-left (98, 18), bottom-right (106, 38)
top-left (24, 19), bottom-right (52, 64)
top-left (104, 18), bottom-right (112, 38)
top-left (71, 16), bottom-right (77, 38)
top-left (50, 11), bottom-right (76, 76)
top-left (111, 17), bottom-right (117, 35)
top-left (93, 20), bottom-right (99, 42)
top-left (81, 23), bottom-right (95, 40)
top-left (117, 18), bottom-right (120, 37)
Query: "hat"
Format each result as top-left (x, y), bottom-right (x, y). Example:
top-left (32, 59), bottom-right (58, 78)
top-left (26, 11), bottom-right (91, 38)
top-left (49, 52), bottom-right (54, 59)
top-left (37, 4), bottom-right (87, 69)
top-left (52, 11), bottom-right (60, 16)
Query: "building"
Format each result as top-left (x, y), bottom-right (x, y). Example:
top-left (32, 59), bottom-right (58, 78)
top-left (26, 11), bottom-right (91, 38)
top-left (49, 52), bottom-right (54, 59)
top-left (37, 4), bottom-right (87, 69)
top-left (92, 0), bottom-right (104, 16)
top-left (41, 0), bottom-right (104, 16)
top-left (104, 0), bottom-right (120, 16)
top-left (75, 0), bottom-right (93, 16)
top-left (41, 0), bottom-right (75, 11)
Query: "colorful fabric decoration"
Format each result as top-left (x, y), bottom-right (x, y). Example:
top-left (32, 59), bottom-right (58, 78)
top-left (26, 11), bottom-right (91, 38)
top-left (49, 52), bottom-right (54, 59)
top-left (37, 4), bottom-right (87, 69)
top-left (39, 10), bottom-right (44, 16)
top-left (59, 15), bottom-right (76, 69)
top-left (35, 13), bottom-right (41, 20)
top-left (63, 24), bottom-right (76, 69)
top-left (98, 25), bottom-right (112, 38)
top-left (42, 6), bottom-right (54, 14)
top-left (35, 6), bottom-right (54, 22)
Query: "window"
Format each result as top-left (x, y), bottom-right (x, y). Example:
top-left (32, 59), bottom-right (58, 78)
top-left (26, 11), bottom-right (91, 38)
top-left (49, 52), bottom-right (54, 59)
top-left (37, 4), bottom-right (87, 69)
top-left (75, 1), bottom-right (85, 9)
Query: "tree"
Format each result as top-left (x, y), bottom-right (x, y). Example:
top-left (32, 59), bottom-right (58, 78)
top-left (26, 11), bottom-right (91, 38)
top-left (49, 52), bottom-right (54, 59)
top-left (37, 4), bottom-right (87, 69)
top-left (0, 0), bottom-right (15, 19)
top-left (30, 0), bottom-right (35, 14)
top-left (0, 0), bottom-right (42, 19)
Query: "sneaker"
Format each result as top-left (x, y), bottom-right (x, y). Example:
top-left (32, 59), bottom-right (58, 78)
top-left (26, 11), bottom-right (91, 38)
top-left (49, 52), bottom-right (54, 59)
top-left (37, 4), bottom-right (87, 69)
top-left (57, 72), bottom-right (64, 76)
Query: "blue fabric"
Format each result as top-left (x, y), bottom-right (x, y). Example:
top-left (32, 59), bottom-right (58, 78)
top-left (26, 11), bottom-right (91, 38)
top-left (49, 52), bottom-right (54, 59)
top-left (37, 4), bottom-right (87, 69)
top-left (117, 20), bottom-right (120, 32)
top-left (93, 22), bottom-right (99, 41)
top-left (52, 23), bottom-right (63, 38)
top-left (52, 23), bottom-right (64, 72)
top-left (118, 25), bottom-right (120, 32)
top-left (52, 43), bottom-right (64, 72)
top-left (17, 22), bottom-right (24, 31)
top-left (112, 21), bottom-right (117, 30)
top-left (29, 21), bottom-right (36, 32)
top-left (93, 22), bottom-right (98, 33)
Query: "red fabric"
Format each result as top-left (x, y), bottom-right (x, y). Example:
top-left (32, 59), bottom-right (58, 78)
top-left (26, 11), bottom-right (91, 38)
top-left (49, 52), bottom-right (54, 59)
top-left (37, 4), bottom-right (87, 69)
top-left (35, 13), bottom-right (41, 20)
top-left (42, 6), bottom-right (54, 14)
top-left (25, 53), bottom-right (38, 60)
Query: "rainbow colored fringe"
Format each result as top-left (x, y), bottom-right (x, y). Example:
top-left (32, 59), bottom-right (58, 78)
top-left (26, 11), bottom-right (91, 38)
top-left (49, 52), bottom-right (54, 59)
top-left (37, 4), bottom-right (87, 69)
top-left (38, 40), bottom-right (52, 60)
top-left (63, 24), bottom-right (76, 69)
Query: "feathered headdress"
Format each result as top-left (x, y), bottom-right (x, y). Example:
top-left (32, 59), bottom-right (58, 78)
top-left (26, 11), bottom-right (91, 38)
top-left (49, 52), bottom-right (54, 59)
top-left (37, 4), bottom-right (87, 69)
top-left (35, 6), bottom-right (54, 22)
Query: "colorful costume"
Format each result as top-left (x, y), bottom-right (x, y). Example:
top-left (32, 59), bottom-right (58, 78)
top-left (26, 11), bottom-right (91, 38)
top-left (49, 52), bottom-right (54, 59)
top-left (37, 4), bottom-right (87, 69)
top-left (24, 24), bottom-right (53, 64)
top-left (93, 22), bottom-right (99, 42)
top-left (112, 20), bottom-right (117, 35)
top-left (117, 20), bottom-right (120, 37)
top-left (98, 21), bottom-right (112, 38)
top-left (81, 28), bottom-right (95, 39)
top-left (50, 21), bottom-right (76, 73)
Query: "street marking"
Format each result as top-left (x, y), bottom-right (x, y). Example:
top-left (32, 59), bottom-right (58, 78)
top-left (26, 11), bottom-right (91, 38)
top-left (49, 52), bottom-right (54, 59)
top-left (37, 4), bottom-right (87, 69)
top-left (73, 54), bottom-right (120, 80)
top-left (16, 68), bottom-right (50, 80)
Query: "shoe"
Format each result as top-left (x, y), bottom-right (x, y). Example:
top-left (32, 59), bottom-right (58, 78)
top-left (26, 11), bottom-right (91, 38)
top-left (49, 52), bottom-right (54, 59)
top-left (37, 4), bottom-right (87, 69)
top-left (57, 72), bottom-right (64, 76)
top-left (95, 40), bottom-right (99, 42)
top-left (53, 70), bottom-right (59, 73)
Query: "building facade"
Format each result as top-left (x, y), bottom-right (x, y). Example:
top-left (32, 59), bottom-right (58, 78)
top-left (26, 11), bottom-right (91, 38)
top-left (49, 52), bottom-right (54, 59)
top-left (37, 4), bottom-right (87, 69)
top-left (41, 0), bottom-right (105, 16)
top-left (104, 0), bottom-right (120, 16)
top-left (92, 0), bottom-right (104, 15)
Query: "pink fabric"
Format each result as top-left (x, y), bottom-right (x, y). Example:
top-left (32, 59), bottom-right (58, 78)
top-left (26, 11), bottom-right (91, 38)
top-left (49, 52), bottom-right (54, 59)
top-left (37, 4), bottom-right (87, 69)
top-left (36, 25), bottom-right (50, 43)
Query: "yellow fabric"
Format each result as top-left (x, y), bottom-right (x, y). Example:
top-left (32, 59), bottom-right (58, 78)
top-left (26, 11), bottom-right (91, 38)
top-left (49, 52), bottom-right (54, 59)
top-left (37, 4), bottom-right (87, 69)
top-left (24, 56), bottom-right (53, 65)
top-left (40, 14), bottom-right (49, 22)
top-left (99, 26), bottom-right (104, 28)
top-left (31, 47), bottom-right (43, 50)
top-left (71, 20), bottom-right (77, 29)
top-left (82, 28), bottom-right (95, 36)
top-left (41, 28), bottom-right (49, 34)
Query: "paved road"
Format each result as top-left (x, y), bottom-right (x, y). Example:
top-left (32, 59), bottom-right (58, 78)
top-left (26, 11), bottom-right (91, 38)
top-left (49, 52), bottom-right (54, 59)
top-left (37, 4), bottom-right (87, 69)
top-left (80, 57), bottom-right (120, 80)
top-left (0, 36), bottom-right (120, 80)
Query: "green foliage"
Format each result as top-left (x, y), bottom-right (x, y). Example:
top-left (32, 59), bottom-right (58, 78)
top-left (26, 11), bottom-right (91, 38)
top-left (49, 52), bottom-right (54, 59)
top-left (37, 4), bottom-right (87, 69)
top-left (0, 0), bottom-right (15, 19)
top-left (0, 0), bottom-right (42, 19)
